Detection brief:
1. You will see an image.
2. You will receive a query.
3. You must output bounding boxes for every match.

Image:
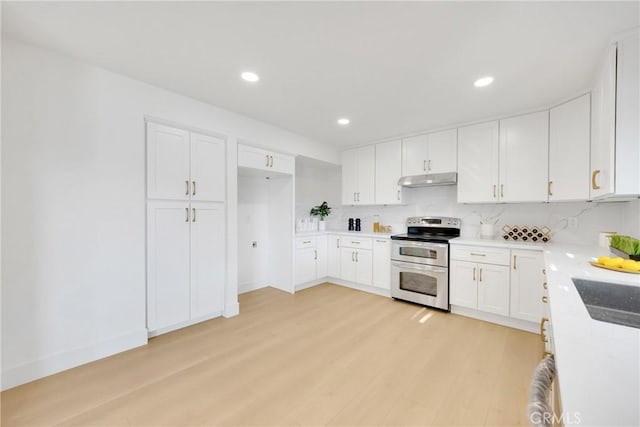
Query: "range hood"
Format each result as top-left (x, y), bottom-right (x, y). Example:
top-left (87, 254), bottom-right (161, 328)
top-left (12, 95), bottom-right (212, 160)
top-left (398, 172), bottom-right (457, 188)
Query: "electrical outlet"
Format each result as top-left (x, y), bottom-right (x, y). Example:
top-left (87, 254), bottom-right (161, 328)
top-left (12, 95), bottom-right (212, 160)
top-left (252, 241), bottom-right (258, 248)
top-left (568, 217), bottom-right (578, 229)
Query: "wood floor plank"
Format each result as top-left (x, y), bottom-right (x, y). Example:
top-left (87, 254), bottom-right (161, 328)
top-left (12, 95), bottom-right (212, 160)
top-left (1, 284), bottom-right (541, 426)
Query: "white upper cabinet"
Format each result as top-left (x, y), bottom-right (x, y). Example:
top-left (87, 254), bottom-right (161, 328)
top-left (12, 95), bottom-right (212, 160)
top-left (499, 111), bottom-right (549, 203)
top-left (549, 94), bottom-right (591, 202)
top-left (147, 123), bottom-right (226, 202)
top-left (426, 129), bottom-right (457, 174)
top-left (375, 140), bottom-right (403, 205)
top-left (147, 123), bottom-right (190, 200)
top-left (591, 30), bottom-right (640, 199)
top-left (238, 144), bottom-right (294, 175)
top-left (401, 134), bottom-right (428, 176)
top-left (457, 121), bottom-right (500, 203)
top-left (190, 132), bottom-right (226, 202)
top-left (590, 43), bottom-right (617, 199)
top-left (402, 130), bottom-right (457, 177)
top-left (341, 146), bottom-right (375, 205)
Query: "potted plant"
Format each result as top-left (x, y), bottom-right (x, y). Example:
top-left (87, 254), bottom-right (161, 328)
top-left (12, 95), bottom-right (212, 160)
top-left (310, 201), bottom-right (332, 231)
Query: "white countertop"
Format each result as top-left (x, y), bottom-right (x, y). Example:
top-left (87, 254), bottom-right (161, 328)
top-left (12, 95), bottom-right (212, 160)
top-left (296, 230), bottom-right (392, 239)
top-left (450, 236), bottom-right (547, 250)
top-left (543, 244), bottom-right (640, 426)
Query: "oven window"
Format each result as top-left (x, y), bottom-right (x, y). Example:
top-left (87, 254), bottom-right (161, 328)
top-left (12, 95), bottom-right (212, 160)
top-left (399, 272), bottom-right (438, 297)
top-left (399, 247), bottom-right (437, 259)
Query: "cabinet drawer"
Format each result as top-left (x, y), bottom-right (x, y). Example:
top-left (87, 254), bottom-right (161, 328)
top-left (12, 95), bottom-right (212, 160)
top-left (296, 237), bottom-right (316, 249)
top-left (450, 245), bottom-right (510, 265)
top-left (341, 236), bottom-right (373, 250)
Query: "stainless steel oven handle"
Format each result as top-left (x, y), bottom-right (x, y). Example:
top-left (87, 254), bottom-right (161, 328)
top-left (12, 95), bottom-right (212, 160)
top-left (391, 261), bottom-right (448, 274)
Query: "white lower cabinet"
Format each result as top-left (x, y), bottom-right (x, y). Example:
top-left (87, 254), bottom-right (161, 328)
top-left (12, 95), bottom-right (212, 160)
top-left (341, 247), bottom-right (373, 286)
top-left (327, 234), bottom-right (342, 277)
top-left (372, 238), bottom-right (391, 289)
top-left (295, 236), bottom-right (326, 285)
top-left (147, 201), bottom-right (225, 334)
top-left (510, 249), bottom-right (545, 323)
top-left (450, 260), bottom-right (509, 316)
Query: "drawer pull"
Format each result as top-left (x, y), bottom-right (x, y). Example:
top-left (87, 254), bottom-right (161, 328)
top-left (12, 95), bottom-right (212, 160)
top-left (302, 241), bottom-right (311, 244)
top-left (542, 296), bottom-right (549, 304)
top-left (351, 241), bottom-right (360, 244)
top-left (376, 240), bottom-right (387, 243)
top-left (470, 253), bottom-right (486, 257)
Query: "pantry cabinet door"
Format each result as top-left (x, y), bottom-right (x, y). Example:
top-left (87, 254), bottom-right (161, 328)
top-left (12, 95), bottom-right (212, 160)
top-left (477, 264), bottom-right (510, 316)
top-left (427, 129), bottom-right (457, 174)
top-left (499, 111), bottom-right (549, 202)
top-left (191, 132), bottom-right (226, 202)
top-left (450, 260), bottom-right (478, 309)
top-left (549, 94), bottom-right (591, 201)
top-left (510, 250), bottom-right (545, 323)
top-left (375, 140), bottom-right (403, 205)
top-left (402, 134), bottom-right (428, 176)
top-left (457, 121), bottom-right (500, 203)
top-left (147, 201), bottom-right (191, 332)
top-left (147, 123), bottom-right (190, 200)
top-left (190, 203), bottom-right (226, 319)
top-left (342, 148), bottom-right (359, 205)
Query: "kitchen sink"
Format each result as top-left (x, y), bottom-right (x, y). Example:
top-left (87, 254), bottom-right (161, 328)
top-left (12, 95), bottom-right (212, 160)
top-left (572, 278), bottom-right (640, 329)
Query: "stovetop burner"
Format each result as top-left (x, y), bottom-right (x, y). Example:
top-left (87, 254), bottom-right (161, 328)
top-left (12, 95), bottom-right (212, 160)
top-left (390, 216), bottom-right (461, 243)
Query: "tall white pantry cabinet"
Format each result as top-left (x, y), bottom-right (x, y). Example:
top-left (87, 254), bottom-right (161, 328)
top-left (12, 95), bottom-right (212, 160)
top-left (146, 122), bottom-right (227, 336)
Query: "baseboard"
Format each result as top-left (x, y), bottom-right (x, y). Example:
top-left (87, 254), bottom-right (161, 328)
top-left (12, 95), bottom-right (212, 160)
top-left (451, 305), bottom-right (539, 333)
top-left (148, 312), bottom-right (223, 338)
top-left (295, 277), bottom-right (392, 299)
top-left (1, 328), bottom-right (148, 391)
top-left (224, 301), bottom-right (240, 318)
top-left (238, 281), bottom-right (269, 295)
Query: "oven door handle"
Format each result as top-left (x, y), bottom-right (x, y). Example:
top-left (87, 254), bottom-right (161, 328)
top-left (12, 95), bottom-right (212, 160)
top-left (391, 261), bottom-right (448, 274)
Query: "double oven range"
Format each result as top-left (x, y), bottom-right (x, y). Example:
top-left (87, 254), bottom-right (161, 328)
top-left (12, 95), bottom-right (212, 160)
top-left (390, 216), bottom-right (461, 311)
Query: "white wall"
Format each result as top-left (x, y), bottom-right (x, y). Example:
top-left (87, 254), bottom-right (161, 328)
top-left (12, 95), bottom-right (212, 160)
top-left (338, 186), bottom-right (638, 246)
top-left (1, 38), bottom-right (339, 390)
top-left (295, 156), bottom-right (341, 229)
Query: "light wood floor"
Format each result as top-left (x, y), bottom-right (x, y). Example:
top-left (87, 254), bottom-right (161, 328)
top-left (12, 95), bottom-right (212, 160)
top-left (2, 284), bottom-right (542, 426)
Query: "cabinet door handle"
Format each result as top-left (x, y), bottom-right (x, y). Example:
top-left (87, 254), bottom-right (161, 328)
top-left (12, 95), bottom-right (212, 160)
top-left (192, 208), bottom-right (196, 222)
top-left (185, 180), bottom-right (190, 196)
top-left (270, 155), bottom-right (274, 168)
top-left (314, 249), bottom-right (317, 260)
top-left (501, 184), bottom-right (504, 198)
top-left (397, 189), bottom-right (401, 200)
top-left (355, 251), bottom-right (359, 262)
top-left (543, 282), bottom-right (548, 290)
top-left (479, 268), bottom-right (483, 282)
top-left (265, 155), bottom-right (270, 167)
top-left (185, 207), bottom-right (189, 222)
top-left (470, 252), bottom-right (486, 257)
top-left (357, 192), bottom-right (360, 202)
top-left (493, 184), bottom-right (496, 198)
top-left (592, 170), bottom-right (601, 190)
top-left (428, 159), bottom-right (432, 171)
top-left (353, 192), bottom-right (356, 202)
top-left (472, 267), bottom-right (476, 281)
top-left (540, 317), bottom-right (549, 342)
top-left (548, 181), bottom-right (553, 196)
top-left (352, 251), bottom-right (355, 262)
top-left (192, 181), bottom-right (196, 196)
top-left (423, 160), bottom-right (427, 171)
top-left (337, 239), bottom-right (340, 248)
top-left (513, 255), bottom-right (517, 270)
top-left (542, 296), bottom-right (549, 304)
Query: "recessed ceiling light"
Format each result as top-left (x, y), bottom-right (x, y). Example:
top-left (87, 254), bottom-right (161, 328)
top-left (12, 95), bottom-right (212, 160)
top-left (474, 76), bottom-right (494, 87)
top-left (337, 118), bottom-right (350, 126)
top-left (241, 71), bottom-right (259, 82)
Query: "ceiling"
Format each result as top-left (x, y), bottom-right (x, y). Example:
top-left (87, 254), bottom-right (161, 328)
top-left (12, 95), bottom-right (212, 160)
top-left (2, 2), bottom-right (638, 148)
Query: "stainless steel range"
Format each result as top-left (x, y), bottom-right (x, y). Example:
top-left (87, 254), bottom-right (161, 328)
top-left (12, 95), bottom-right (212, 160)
top-left (390, 216), bottom-right (461, 311)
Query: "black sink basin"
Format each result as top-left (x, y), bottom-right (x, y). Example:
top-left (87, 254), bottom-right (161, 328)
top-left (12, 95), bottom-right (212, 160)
top-left (572, 278), bottom-right (640, 329)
